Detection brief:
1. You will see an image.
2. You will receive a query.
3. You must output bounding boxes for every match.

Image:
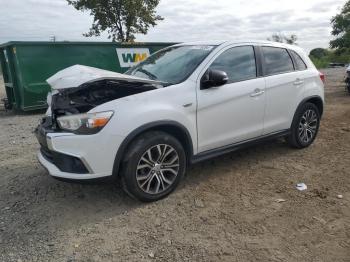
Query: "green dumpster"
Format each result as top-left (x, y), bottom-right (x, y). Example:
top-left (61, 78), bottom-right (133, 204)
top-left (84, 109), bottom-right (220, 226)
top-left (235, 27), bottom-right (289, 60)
top-left (0, 41), bottom-right (176, 111)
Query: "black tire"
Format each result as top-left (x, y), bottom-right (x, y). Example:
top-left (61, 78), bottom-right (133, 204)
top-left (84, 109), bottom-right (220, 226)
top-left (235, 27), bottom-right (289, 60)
top-left (288, 102), bottom-right (320, 149)
top-left (120, 131), bottom-right (186, 202)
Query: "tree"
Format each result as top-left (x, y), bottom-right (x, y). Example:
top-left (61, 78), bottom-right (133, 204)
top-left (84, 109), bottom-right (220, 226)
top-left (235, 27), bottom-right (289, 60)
top-left (67, 0), bottom-right (164, 42)
top-left (267, 33), bottom-right (298, 45)
top-left (330, 1), bottom-right (350, 49)
top-left (309, 48), bottom-right (329, 59)
top-left (284, 34), bottom-right (298, 45)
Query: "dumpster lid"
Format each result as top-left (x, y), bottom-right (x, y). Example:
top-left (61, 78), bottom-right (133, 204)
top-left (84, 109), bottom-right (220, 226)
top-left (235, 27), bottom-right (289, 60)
top-left (46, 64), bottom-right (163, 90)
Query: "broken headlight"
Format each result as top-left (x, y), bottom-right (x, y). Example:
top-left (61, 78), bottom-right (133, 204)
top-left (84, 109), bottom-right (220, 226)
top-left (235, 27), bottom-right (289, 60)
top-left (57, 111), bottom-right (114, 134)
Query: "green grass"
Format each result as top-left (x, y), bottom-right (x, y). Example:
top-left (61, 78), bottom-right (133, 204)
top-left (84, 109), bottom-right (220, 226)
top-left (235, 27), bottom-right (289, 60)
top-left (310, 57), bottom-right (330, 69)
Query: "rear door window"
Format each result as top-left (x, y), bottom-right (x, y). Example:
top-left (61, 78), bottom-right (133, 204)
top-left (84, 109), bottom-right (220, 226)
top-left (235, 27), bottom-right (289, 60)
top-left (262, 47), bottom-right (294, 76)
top-left (209, 46), bottom-right (257, 83)
top-left (290, 50), bottom-right (307, 71)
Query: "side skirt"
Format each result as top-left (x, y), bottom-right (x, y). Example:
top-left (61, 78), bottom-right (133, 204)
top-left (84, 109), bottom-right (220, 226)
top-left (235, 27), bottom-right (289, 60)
top-left (191, 129), bottom-right (291, 164)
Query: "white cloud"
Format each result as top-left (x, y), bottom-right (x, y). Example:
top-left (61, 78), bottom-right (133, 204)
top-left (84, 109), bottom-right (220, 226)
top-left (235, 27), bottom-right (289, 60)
top-left (0, 0), bottom-right (347, 52)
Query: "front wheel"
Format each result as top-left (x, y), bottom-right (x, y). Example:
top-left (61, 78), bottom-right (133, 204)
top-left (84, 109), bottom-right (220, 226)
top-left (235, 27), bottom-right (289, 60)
top-left (288, 102), bottom-right (320, 149)
top-left (120, 131), bottom-right (186, 202)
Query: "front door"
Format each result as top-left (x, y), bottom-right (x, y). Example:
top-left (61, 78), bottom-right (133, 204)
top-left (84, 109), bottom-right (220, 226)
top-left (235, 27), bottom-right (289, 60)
top-left (196, 45), bottom-right (266, 153)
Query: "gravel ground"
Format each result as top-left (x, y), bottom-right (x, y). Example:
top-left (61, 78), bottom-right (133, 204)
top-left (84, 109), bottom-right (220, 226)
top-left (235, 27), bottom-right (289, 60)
top-left (0, 69), bottom-right (349, 262)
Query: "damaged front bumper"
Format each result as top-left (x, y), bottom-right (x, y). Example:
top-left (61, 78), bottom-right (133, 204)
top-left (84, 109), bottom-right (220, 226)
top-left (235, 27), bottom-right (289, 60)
top-left (34, 65), bottom-right (162, 180)
top-left (35, 119), bottom-right (125, 180)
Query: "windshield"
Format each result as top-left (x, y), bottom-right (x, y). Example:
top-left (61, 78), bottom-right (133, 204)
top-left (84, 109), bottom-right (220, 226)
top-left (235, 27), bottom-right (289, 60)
top-left (125, 45), bottom-right (216, 85)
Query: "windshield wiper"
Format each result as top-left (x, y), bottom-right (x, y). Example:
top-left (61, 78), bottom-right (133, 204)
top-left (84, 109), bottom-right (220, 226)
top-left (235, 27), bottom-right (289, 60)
top-left (161, 82), bottom-right (174, 87)
top-left (130, 68), bottom-right (173, 86)
top-left (136, 68), bottom-right (158, 80)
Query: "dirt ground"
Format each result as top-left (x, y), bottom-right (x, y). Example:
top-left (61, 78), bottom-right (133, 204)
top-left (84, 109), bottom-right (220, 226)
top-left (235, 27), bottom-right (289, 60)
top-left (0, 69), bottom-right (349, 262)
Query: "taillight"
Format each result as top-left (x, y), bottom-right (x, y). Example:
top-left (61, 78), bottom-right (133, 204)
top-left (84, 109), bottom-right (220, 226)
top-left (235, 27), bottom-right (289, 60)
top-left (319, 71), bottom-right (325, 84)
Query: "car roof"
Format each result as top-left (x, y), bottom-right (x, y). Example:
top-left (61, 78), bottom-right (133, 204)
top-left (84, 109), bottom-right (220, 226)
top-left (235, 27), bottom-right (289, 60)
top-left (173, 40), bottom-right (304, 52)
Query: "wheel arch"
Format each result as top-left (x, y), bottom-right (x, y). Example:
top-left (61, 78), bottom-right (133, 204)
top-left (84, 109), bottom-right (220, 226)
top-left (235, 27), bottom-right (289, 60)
top-left (292, 95), bottom-right (324, 124)
top-left (112, 121), bottom-right (194, 177)
top-left (302, 95), bottom-right (324, 117)
top-left (290, 95), bottom-right (323, 130)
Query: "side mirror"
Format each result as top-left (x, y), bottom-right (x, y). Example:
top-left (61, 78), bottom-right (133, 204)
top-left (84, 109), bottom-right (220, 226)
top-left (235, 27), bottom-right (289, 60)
top-left (201, 69), bottom-right (228, 89)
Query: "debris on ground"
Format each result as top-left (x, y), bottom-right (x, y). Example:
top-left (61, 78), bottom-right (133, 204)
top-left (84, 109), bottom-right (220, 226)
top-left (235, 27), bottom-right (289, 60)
top-left (296, 183), bottom-right (307, 191)
top-left (194, 198), bottom-right (205, 208)
top-left (312, 216), bottom-right (327, 225)
top-left (275, 199), bottom-right (287, 203)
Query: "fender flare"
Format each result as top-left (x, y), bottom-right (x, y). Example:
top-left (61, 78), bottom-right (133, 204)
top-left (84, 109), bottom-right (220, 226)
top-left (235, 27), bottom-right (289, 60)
top-left (291, 95), bottom-right (324, 129)
top-left (297, 95), bottom-right (324, 115)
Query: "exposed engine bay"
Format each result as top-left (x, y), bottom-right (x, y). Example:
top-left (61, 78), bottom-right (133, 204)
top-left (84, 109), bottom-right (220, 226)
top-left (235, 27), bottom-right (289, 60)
top-left (51, 79), bottom-right (158, 117)
top-left (40, 65), bottom-right (164, 131)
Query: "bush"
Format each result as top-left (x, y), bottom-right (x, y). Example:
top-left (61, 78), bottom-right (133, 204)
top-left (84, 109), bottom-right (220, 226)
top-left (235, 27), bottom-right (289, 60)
top-left (310, 56), bottom-right (330, 69)
top-left (310, 48), bottom-right (330, 59)
top-left (309, 48), bottom-right (350, 69)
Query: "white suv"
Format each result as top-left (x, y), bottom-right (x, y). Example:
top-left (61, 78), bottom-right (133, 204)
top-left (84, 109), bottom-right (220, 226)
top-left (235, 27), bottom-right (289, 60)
top-left (35, 41), bottom-right (325, 202)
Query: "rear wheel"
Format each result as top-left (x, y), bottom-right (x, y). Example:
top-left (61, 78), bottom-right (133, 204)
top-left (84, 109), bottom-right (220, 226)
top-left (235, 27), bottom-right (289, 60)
top-left (288, 102), bottom-right (320, 148)
top-left (120, 131), bottom-right (186, 202)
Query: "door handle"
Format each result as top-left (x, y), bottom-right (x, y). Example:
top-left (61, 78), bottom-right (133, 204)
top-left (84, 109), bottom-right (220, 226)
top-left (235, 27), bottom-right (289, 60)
top-left (182, 103), bottom-right (193, 108)
top-left (293, 79), bottom-right (304, 86)
top-left (250, 88), bottom-right (265, 97)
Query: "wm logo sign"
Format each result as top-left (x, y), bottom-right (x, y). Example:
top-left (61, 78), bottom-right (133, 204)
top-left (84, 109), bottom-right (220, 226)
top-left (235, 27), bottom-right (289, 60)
top-left (116, 48), bottom-right (150, 68)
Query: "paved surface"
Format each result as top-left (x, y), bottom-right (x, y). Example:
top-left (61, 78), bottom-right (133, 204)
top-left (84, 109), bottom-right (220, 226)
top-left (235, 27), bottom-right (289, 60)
top-left (0, 69), bottom-right (349, 261)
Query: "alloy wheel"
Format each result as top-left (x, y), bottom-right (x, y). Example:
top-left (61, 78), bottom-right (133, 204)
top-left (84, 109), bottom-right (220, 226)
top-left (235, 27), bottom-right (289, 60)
top-left (298, 109), bottom-right (318, 144)
top-left (136, 144), bottom-right (180, 195)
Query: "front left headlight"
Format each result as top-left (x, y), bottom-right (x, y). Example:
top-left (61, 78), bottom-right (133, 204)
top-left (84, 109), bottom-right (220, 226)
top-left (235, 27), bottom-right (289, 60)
top-left (57, 111), bottom-right (114, 134)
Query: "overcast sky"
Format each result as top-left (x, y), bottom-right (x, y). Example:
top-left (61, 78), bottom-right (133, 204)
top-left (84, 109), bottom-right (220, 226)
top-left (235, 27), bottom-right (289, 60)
top-left (0, 0), bottom-right (346, 52)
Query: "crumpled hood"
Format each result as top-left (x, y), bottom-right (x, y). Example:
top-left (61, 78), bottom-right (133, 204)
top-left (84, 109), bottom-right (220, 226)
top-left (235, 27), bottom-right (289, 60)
top-left (46, 64), bottom-right (162, 90)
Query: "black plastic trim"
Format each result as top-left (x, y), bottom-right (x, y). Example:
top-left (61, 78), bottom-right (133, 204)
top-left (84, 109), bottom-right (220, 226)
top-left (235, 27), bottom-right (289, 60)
top-left (294, 95), bottom-right (324, 118)
top-left (254, 45), bottom-right (264, 77)
top-left (112, 121), bottom-right (194, 177)
top-left (288, 49), bottom-right (308, 71)
top-left (286, 48), bottom-right (297, 70)
top-left (191, 129), bottom-right (291, 164)
top-left (40, 147), bottom-right (89, 174)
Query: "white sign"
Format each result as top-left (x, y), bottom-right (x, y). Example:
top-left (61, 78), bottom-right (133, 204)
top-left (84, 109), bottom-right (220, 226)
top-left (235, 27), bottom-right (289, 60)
top-left (116, 48), bottom-right (150, 68)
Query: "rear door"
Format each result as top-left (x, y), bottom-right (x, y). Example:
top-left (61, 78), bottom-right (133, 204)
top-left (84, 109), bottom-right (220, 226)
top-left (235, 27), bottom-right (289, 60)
top-left (261, 46), bottom-right (305, 134)
top-left (196, 45), bottom-right (266, 153)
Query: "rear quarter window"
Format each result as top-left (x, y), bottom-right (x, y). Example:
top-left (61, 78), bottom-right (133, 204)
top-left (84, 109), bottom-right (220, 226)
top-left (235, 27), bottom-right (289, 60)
top-left (262, 47), bottom-right (294, 76)
top-left (290, 50), bottom-right (307, 71)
